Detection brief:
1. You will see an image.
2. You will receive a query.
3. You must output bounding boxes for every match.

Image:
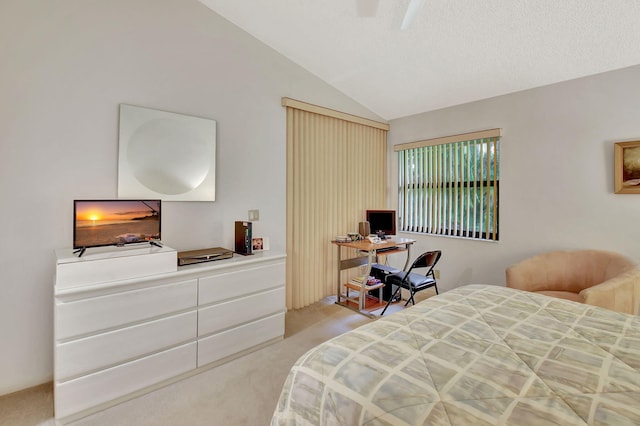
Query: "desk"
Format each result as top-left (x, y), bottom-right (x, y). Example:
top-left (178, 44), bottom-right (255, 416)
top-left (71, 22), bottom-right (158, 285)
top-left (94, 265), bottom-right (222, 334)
top-left (332, 238), bottom-right (415, 317)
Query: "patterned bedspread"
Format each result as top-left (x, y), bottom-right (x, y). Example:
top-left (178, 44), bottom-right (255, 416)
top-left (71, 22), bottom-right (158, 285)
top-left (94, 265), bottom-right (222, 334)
top-left (272, 284), bottom-right (640, 425)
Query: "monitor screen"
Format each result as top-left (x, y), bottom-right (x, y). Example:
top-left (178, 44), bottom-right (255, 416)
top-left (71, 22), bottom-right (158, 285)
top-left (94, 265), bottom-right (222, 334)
top-left (73, 200), bottom-right (161, 249)
top-left (366, 210), bottom-right (396, 237)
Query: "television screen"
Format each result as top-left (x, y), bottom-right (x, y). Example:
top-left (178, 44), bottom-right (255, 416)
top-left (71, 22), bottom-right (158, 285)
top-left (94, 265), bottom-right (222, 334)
top-left (366, 210), bottom-right (396, 237)
top-left (73, 200), bottom-right (161, 250)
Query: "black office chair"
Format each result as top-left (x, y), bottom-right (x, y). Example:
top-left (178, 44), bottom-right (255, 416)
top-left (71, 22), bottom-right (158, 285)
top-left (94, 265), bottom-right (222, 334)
top-left (380, 250), bottom-right (441, 315)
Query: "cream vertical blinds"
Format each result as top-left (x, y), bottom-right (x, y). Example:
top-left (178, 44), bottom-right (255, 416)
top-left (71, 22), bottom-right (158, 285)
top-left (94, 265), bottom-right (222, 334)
top-left (284, 98), bottom-right (388, 310)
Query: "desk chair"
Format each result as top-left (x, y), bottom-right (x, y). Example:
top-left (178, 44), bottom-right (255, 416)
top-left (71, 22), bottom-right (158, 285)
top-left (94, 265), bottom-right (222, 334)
top-left (380, 250), bottom-right (441, 315)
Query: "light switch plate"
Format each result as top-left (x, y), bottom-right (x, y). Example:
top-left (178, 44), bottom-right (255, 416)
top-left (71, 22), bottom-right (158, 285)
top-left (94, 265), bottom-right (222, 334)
top-left (248, 209), bottom-right (259, 221)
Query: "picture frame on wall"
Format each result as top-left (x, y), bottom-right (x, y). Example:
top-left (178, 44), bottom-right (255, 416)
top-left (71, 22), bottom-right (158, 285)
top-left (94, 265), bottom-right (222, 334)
top-left (118, 104), bottom-right (217, 201)
top-left (614, 140), bottom-right (640, 194)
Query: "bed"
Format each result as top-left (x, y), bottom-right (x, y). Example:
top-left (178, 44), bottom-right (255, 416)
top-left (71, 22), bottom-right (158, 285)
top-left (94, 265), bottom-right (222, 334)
top-left (272, 284), bottom-right (640, 425)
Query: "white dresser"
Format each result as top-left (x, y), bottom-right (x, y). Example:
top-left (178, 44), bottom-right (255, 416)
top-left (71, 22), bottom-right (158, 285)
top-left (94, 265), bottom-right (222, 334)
top-left (54, 246), bottom-right (286, 422)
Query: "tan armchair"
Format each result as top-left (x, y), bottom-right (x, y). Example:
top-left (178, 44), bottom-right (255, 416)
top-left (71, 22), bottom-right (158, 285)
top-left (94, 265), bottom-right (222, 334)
top-left (506, 249), bottom-right (640, 315)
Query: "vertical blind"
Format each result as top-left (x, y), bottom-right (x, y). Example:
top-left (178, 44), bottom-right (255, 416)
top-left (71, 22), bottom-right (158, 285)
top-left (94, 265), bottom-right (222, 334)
top-left (395, 129), bottom-right (501, 241)
top-left (284, 98), bottom-right (388, 310)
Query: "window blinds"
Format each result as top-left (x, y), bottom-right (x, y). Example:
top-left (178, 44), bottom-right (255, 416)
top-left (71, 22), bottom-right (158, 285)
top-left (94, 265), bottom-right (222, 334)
top-left (396, 129), bottom-right (500, 241)
top-left (283, 98), bottom-right (389, 309)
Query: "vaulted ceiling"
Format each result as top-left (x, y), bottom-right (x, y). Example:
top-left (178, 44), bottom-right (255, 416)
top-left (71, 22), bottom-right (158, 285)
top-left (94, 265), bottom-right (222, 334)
top-left (199, 0), bottom-right (640, 120)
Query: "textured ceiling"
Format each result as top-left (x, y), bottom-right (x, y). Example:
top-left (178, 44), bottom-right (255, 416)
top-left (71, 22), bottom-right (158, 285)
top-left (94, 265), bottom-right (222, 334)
top-left (199, 0), bottom-right (640, 120)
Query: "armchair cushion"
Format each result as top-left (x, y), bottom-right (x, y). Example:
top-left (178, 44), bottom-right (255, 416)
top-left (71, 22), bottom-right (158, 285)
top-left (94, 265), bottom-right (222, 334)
top-left (580, 268), bottom-right (640, 315)
top-left (506, 249), bottom-right (639, 314)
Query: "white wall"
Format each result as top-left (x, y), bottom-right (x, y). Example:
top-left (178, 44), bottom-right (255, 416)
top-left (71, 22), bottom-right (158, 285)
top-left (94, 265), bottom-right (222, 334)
top-left (387, 65), bottom-right (640, 292)
top-left (0, 0), bottom-right (382, 395)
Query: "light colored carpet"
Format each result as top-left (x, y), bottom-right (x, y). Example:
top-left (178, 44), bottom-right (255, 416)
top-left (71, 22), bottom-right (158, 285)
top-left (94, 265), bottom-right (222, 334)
top-left (0, 291), bottom-right (434, 426)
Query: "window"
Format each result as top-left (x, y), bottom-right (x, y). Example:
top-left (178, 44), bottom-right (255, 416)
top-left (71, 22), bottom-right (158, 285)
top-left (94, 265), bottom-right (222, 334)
top-left (396, 129), bottom-right (500, 241)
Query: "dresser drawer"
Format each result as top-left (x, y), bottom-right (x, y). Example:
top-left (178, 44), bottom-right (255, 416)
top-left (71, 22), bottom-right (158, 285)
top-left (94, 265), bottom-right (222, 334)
top-left (198, 287), bottom-right (284, 337)
top-left (56, 279), bottom-right (197, 340)
top-left (55, 342), bottom-right (196, 419)
top-left (197, 312), bottom-right (284, 367)
top-left (56, 311), bottom-right (197, 381)
top-left (198, 261), bottom-right (285, 305)
top-left (55, 246), bottom-right (177, 289)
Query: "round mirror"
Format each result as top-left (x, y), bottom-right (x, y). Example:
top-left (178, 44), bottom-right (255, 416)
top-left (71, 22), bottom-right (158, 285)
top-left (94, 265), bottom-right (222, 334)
top-left (127, 118), bottom-right (212, 195)
top-left (118, 104), bottom-right (216, 201)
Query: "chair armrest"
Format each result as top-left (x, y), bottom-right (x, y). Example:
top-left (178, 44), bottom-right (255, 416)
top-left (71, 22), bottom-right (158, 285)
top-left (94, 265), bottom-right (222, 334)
top-left (579, 268), bottom-right (640, 315)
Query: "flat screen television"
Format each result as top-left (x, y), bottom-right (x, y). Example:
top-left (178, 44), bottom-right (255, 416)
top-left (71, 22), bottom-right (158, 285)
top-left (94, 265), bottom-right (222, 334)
top-left (366, 209), bottom-right (396, 237)
top-left (73, 200), bottom-right (161, 254)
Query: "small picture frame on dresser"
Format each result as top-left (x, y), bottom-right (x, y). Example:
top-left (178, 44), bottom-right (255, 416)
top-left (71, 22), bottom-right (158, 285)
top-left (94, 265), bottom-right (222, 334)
top-left (252, 237), bottom-right (269, 251)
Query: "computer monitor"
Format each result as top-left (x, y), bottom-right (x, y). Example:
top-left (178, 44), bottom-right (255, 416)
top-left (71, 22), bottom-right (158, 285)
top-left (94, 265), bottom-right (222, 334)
top-left (366, 210), bottom-right (396, 237)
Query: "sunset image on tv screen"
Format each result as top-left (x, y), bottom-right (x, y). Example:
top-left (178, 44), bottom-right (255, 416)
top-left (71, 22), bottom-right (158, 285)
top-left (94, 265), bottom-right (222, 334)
top-left (74, 200), bottom-right (161, 248)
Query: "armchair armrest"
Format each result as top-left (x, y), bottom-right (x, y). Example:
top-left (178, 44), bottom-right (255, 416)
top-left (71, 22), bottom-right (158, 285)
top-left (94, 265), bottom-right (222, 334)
top-left (579, 268), bottom-right (640, 315)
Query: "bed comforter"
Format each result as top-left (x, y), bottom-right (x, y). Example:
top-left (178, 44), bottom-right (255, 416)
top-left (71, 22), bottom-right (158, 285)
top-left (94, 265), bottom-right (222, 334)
top-left (272, 284), bottom-right (640, 425)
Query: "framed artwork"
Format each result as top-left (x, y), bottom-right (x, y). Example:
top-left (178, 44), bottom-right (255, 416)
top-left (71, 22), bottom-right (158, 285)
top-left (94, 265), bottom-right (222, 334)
top-left (118, 104), bottom-right (217, 201)
top-left (614, 140), bottom-right (640, 194)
